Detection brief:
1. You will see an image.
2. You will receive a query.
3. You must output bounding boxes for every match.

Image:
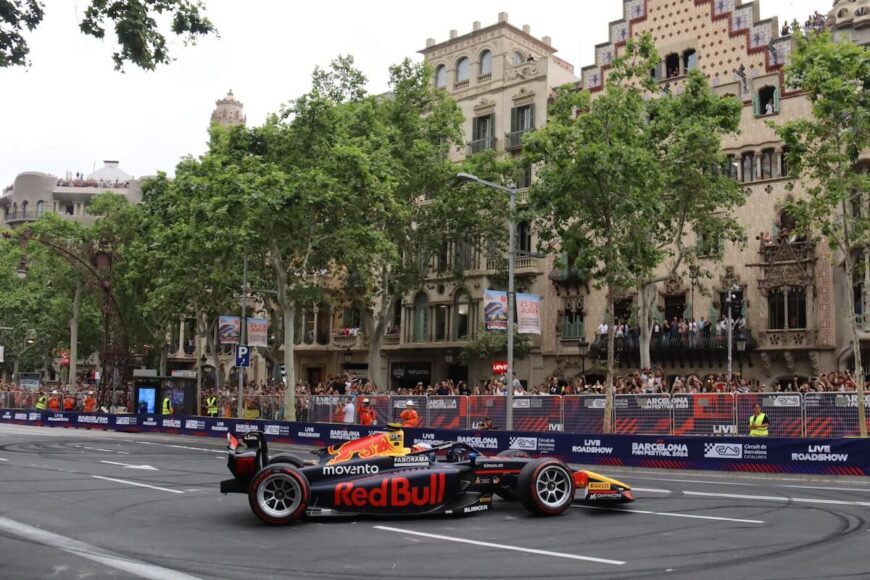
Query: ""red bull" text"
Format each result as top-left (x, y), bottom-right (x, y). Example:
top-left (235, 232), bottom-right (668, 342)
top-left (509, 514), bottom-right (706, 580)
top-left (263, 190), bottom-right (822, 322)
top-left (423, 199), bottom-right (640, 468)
top-left (334, 474), bottom-right (446, 508)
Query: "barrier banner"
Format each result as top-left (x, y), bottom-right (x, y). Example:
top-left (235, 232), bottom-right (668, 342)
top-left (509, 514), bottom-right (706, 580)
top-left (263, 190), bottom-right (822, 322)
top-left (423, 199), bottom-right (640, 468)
top-left (613, 394), bottom-right (672, 435)
top-left (736, 393), bottom-right (803, 437)
top-left (563, 395), bottom-right (606, 434)
top-left (3, 409), bottom-right (870, 476)
top-left (427, 396), bottom-right (467, 429)
top-left (672, 393), bottom-right (737, 436)
top-left (511, 396), bottom-right (562, 432)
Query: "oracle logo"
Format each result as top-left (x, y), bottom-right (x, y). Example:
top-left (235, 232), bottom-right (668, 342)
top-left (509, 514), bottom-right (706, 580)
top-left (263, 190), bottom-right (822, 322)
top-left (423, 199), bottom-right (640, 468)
top-left (334, 474), bottom-right (446, 508)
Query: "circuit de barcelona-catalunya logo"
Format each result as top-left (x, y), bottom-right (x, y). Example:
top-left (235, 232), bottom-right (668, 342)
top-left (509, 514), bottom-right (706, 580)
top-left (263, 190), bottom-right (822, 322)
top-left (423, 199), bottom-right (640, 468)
top-left (704, 442), bottom-right (743, 459)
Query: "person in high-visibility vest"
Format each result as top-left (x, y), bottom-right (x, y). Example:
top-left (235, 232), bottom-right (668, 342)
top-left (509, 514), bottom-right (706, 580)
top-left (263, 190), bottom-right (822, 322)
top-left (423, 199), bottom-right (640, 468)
top-left (162, 396), bottom-right (173, 415)
top-left (35, 393), bottom-right (47, 411)
top-left (83, 392), bottom-right (97, 413)
top-left (400, 400), bottom-right (419, 428)
top-left (358, 398), bottom-right (376, 426)
top-left (749, 403), bottom-right (769, 436)
top-left (63, 394), bottom-right (75, 412)
top-left (206, 393), bottom-right (218, 417)
top-left (47, 391), bottom-right (61, 412)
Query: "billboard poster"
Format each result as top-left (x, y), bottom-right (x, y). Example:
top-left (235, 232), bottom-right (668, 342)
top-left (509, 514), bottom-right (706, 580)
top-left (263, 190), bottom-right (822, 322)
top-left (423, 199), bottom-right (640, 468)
top-left (484, 290), bottom-right (508, 331)
top-left (247, 317), bottom-right (268, 347)
top-left (516, 293), bottom-right (541, 335)
top-left (219, 316), bottom-right (240, 345)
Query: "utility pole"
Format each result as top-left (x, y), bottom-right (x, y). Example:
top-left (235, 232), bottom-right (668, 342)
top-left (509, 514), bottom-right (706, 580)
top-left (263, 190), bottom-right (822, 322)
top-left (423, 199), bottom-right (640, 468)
top-left (238, 255), bottom-right (248, 418)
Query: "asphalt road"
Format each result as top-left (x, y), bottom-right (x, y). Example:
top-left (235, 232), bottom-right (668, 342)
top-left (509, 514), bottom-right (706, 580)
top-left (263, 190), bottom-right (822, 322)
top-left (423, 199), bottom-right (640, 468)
top-left (1, 424), bottom-right (869, 580)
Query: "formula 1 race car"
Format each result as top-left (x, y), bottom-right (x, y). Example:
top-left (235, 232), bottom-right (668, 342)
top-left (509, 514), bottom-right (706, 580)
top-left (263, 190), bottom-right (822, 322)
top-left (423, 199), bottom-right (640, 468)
top-left (220, 427), bottom-right (633, 525)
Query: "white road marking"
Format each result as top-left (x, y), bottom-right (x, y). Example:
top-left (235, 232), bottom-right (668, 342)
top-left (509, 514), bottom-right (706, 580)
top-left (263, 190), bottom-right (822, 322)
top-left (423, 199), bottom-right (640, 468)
top-left (99, 460), bottom-right (158, 471)
top-left (684, 490), bottom-right (870, 507)
top-left (374, 525), bottom-right (625, 565)
top-left (0, 515), bottom-right (201, 580)
top-left (782, 484), bottom-right (870, 493)
top-left (0, 457), bottom-right (8, 461)
top-left (92, 475), bottom-right (183, 494)
top-left (631, 487), bottom-right (671, 494)
top-left (137, 441), bottom-right (224, 453)
top-left (84, 447), bottom-right (116, 453)
top-left (573, 504), bottom-right (764, 524)
top-left (626, 476), bottom-right (758, 487)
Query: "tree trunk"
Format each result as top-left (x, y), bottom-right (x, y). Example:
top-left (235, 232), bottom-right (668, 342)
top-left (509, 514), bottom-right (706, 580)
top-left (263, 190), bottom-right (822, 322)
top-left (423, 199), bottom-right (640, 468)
top-left (282, 305), bottom-right (296, 420)
top-left (603, 287), bottom-right (616, 434)
top-left (12, 356), bottom-right (20, 384)
top-left (68, 281), bottom-right (81, 392)
top-left (200, 313), bottom-right (222, 393)
top-left (842, 241), bottom-right (867, 437)
top-left (638, 282), bottom-right (657, 369)
top-left (366, 292), bottom-right (394, 392)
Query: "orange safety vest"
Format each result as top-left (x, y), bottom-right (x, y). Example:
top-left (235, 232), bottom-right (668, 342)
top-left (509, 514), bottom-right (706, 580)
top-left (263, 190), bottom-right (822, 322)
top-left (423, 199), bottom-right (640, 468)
top-left (83, 397), bottom-right (97, 413)
top-left (400, 408), bottom-right (419, 428)
top-left (48, 397), bottom-right (61, 411)
top-left (63, 397), bottom-right (75, 411)
top-left (359, 407), bottom-right (376, 426)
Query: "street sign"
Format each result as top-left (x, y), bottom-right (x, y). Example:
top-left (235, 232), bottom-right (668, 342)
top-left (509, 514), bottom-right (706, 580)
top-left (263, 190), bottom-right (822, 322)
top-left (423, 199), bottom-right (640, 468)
top-left (235, 345), bottom-right (250, 368)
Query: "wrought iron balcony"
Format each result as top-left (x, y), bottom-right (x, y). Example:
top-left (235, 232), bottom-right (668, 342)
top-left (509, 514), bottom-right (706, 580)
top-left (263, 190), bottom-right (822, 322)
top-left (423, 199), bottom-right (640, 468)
top-left (468, 136), bottom-right (497, 155)
top-left (591, 330), bottom-right (756, 363)
top-left (548, 268), bottom-right (586, 286)
top-left (505, 128), bottom-right (533, 150)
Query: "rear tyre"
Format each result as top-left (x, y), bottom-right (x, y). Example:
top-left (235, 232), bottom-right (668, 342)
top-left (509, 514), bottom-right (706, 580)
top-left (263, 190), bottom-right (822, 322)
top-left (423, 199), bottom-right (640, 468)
top-left (248, 465), bottom-right (309, 525)
top-left (517, 459), bottom-right (575, 516)
top-left (269, 455), bottom-right (304, 468)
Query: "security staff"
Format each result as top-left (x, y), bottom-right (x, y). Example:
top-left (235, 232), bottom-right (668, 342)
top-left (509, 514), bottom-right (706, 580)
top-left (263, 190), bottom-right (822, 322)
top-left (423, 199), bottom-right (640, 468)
top-left (162, 395), bottom-right (173, 416)
top-left (83, 392), bottom-right (97, 413)
top-left (749, 403), bottom-right (769, 436)
top-left (47, 391), bottom-right (61, 412)
top-left (206, 393), bottom-right (218, 417)
top-left (358, 398), bottom-right (376, 426)
top-left (35, 392), bottom-right (47, 411)
top-left (400, 400), bottom-right (419, 428)
top-left (63, 394), bottom-right (75, 411)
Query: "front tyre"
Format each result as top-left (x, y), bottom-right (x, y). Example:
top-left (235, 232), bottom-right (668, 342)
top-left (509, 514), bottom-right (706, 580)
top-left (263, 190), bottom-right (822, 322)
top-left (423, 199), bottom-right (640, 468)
top-left (517, 459), bottom-right (575, 516)
top-left (248, 465), bottom-right (309, 525)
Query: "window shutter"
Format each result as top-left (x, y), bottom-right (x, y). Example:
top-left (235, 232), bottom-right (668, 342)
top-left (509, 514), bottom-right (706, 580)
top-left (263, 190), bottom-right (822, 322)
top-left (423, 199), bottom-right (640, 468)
top-left (773, 87), bottom-right (781, 113)
top-left (488, 114), bottom-right (495, 138)
top-left (472, 117), bottom-right (480, 141)
top-left (752, 92), bottom-right (760, 116)
top-left (510, 107), bottom-right (518, 133)
top-left (528, 103), bottom-right (536, 129)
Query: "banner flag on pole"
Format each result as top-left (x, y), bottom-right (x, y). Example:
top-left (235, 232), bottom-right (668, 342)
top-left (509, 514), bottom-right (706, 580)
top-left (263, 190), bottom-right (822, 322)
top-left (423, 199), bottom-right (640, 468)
top-left (484, 290), bottom-right (508, 331)
top-left (218, 316), bottom-right (241, 345)
top-left (247, 318), bottom-right (268, 347)
top-left (516, 293), bottom-right (541, 335)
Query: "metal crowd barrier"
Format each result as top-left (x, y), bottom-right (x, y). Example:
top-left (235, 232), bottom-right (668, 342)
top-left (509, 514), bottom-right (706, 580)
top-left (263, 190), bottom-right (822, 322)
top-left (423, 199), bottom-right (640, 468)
top-left (6, 390), bottom-right (870, 437)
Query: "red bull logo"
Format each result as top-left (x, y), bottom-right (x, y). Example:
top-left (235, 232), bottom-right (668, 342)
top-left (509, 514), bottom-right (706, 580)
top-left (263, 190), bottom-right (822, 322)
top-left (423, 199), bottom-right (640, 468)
top-left (326, 432), bottom-right (402, 465)
top-left (334, 474), bottom-right (446, 508)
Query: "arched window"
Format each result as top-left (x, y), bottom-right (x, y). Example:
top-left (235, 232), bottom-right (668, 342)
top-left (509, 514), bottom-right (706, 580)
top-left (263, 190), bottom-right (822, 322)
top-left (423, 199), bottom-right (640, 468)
top-left (665, 53), bottom-right (680, 78)
top-left (517, 220), bottom-right (532, 254)
top-left (36, 200), bottom-right (45, 217)
top-left (479, 50), bottom-right (492, 76)
top-left (413, 292), bottom-right (428, 342)
top-left (742, 152), bottom-right (755, 182)
top-left (512, 51), bottom-right (525, 65)
top-left (455, 58), bottom-right (470, 83)
top-left (761, 149), bottom-right (775, 179)
top-left (11, 202), bottom-right (18, 216)
top-left (21, 201), bottom-right (28, 216)
top-left (454, 291), bottom-right (471, 340)
top-left (434, 65), bottom-right (447, 88)
top-left (756, 85), bottom-right (779, 115)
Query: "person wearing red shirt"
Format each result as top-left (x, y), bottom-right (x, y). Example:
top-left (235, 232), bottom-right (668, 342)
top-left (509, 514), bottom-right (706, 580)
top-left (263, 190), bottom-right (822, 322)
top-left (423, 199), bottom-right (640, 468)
top-left (399, 400), bottom-right (419, 428)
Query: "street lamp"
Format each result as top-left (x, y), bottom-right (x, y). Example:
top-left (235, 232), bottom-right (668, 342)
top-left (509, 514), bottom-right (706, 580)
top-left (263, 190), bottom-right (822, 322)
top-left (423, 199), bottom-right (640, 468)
top-left (726, 284), bottom-right (740, 384)
top-left (735, 332), bottom-right (747, 378)
top-left (578, 337), bottom-right (589, 378)
top-left (457, 172), bottom-right (517, 430)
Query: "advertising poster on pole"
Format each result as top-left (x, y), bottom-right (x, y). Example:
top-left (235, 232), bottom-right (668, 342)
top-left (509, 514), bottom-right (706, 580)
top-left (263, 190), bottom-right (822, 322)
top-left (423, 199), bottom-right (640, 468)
top-left (247, 318), bottom-right (268, 347)
top-left (219, 316), bottom-right (240, 345)
top-left (516, 293), bottom-right (541, 335)
top-left (484, 290), bottom-right (508, 331)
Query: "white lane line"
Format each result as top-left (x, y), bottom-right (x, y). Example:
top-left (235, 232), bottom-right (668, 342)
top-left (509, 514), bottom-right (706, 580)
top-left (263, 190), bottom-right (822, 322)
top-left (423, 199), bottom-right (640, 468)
top-left (99, 460), bottom-right (158, 471)
top-left (782, 484), bottom-right (870, 493)
top-left (631, 487), bottom-right (671, 494)
top-left (92, 475), bottom-right (184, 494)
top-left (83, 447), bottom-right (115, 453)
top-left (374, 525), bottom-right (625, 565)
top-left (0, 457), bottom-right (8, 461)
top-left (573, 504), bottom-right (764, 524)
top-left (137, 441), bottom-right (224, 453)
top-left (0, 516), bottom-right (201, 579)
top-left (684, 490), bottom-right (870, 507)
top-left (625, 476), bottom-right (758, 487)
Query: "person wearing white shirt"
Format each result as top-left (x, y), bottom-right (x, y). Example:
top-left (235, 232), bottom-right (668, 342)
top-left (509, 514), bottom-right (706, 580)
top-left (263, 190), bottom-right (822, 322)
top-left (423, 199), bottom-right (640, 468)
top-left (597, 322), bottom-right (609, 335)
top-left (343, 399), bottom-right (356, 424)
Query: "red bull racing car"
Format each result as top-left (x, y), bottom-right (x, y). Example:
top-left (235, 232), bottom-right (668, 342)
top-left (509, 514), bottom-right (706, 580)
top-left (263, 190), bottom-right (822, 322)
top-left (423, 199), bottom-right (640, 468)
top-left (220, 427), bottom-right (633, 525)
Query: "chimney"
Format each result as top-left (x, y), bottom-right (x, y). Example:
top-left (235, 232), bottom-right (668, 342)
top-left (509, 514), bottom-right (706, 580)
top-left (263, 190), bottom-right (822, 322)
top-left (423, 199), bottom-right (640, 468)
top-left (472, 21), bottom-right (481, 31)
top-left (542, 35), bottom-right (552, 46)
top-left (498, 12), bottom-right (508, 23)
top-left (522, 24), bottom-right (531, 34)
top-left (426, 37), bottom-right (435, 47)
top-left (449, 29), bottom-right (458, 39)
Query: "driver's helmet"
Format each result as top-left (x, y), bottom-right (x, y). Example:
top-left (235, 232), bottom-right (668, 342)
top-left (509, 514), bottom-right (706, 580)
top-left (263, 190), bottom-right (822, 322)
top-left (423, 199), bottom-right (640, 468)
top-left (411, 442), bottom-right (432, 452)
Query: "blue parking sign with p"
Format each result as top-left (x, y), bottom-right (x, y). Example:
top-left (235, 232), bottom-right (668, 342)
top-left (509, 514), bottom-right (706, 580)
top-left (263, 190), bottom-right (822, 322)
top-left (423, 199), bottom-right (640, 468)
top-left (235, 345), bottom-right (250, 368)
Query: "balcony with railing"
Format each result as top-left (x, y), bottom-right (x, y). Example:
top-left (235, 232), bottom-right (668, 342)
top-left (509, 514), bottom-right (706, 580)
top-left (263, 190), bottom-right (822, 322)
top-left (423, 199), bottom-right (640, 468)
top-left (3, 210), bottom-right (42, 224)
top-left (548, 268), bottom-right (586, 286)
top-left (591, 329), bottom-right (756, 365)
top-left (560, 318), bottom-right (585, 345)
top-left (759, 239), bottom-right (815, 265)
top-left (468, 136), bottom-right (497, 156)
top-left (484, 256), bottom-right (542, 274)
top-left (505, 128), bottom-right (533, 150)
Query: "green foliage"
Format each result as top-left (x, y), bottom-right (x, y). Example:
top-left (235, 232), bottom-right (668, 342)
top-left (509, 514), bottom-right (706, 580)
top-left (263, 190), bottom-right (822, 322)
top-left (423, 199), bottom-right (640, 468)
top-left (1, 0), bottom-right (215, 70)
top-left (460, 326), bottom-right (530, 363)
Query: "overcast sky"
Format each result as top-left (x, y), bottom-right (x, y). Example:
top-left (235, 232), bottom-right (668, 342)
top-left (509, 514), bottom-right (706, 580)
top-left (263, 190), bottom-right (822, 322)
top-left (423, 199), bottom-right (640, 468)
top-left (0, 0), bottom-right (824, 187)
